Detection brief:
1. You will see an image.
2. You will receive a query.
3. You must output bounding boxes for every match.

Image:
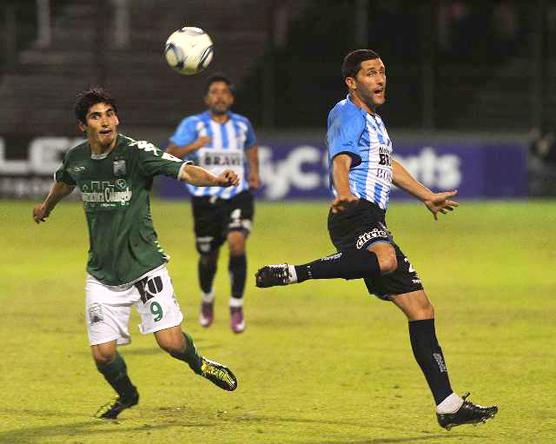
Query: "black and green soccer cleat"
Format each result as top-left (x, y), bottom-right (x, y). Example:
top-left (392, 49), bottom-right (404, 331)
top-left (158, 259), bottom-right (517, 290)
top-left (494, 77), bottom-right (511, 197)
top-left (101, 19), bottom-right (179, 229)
top-left (437, 393), bottom-right (498, 430)
top-left (198, 357), bottom-right (238, 391)
top-left (94, 390), bottom-right (139, 419)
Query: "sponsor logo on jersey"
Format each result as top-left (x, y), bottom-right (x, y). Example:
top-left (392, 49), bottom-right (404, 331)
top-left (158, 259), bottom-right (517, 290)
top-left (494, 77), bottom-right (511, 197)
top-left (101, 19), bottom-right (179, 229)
top-left (356, 227), bottom-right (389, 249)
top-left (113, 159), bottom-right (126, 176)
top-left (70, 163), bottom-right (87, 178)
top-left (200, 151), bottom-right (242, 168)
top-left (81, 180), bottom-right (132, 208)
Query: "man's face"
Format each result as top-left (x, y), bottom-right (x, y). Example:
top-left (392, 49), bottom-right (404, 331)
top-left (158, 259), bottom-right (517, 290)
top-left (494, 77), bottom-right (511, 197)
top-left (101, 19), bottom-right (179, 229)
top-left (346, 58), bottom-right (387, 109)
top-left (80, 102), bottom-right (119, 148)
top-left (205, 81), bottom-right (234, 115)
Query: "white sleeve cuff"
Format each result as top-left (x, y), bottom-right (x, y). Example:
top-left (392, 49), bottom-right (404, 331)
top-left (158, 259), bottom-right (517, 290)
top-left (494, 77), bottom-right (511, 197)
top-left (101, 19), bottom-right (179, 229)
top-left (177, 161), bottom-right (194, 179)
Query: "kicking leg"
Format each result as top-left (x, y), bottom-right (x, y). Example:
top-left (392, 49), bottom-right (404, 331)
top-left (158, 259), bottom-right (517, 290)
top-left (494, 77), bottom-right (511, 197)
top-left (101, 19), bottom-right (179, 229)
top-left (227, 230), bottom-right (247, 333)
top-left (392, 290), bottom-right (497, 430)
top-left (255, 242), bottom-right (396, 288)
top-left (155, 325), bottom-right (237, 391)
top-left (92, 341), bottom-right (139, 419)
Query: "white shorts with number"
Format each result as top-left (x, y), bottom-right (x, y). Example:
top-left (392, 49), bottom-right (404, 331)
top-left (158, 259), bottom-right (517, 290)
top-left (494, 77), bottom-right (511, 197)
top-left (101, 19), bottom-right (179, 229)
top-left (85, 265), bottom-right (184, 346)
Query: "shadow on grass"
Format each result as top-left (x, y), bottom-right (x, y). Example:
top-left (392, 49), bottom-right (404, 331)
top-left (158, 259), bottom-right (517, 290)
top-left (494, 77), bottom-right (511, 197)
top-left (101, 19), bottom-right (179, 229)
top-left (0, 418), bottom-right (215, 443)
top-left (228, 414), bottom-right (482, 443)
top-left (0, 408), bottom-right (483, 443)
top-left (231, 413), bottom-right (369, 428)
top-left (317, 434), bottom-right (481, 444)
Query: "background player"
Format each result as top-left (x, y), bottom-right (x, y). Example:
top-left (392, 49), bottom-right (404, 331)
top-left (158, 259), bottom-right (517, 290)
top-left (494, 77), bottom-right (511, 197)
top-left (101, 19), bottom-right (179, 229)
top-left (256, 50), bottom-right (498, 430)
top-left (167, 74), bottom-right (260, 334)
top-left (32, 88), bottom-right (238, 419)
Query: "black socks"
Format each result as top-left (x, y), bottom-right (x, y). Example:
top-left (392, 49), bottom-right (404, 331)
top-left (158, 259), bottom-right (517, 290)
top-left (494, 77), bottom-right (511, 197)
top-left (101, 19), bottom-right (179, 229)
top-left (409, 319), bottom-right (453, 405)
top-left (199, 252), bottom-right (218, 293)
top-left (200, 252), bottom-right (247, 300)
top-left (229, 254), bottom-right (247, 300)
top-left (96, 352), bottom-right (137, 400)
top-left (294, 249), bottom-right (381, 283)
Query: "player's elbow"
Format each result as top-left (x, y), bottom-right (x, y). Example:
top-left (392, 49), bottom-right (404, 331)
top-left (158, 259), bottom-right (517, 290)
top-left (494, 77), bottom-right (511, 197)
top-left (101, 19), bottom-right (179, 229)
top-left (378, 252), bottom-right (398, 274)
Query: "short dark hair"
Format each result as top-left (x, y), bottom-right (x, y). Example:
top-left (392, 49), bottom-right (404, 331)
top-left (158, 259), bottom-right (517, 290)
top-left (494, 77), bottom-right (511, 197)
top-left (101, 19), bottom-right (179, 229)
top-left (205, 74), bottom-right (234, 95)
top-left (341, 49), bottom-right (381, 79)
top-left (74, 87), bottom-right (118, 124)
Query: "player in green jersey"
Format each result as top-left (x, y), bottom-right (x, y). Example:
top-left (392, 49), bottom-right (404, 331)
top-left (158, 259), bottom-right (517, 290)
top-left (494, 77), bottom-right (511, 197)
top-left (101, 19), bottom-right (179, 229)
top-left (32, 88), bottom-right (239, 419)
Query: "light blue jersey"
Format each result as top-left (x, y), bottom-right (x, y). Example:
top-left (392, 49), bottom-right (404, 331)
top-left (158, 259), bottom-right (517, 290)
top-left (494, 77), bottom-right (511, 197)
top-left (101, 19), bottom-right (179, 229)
top-left (327, 95), bottom-right (393, 210)
top-left (170, 111), bottom-right (256, 199)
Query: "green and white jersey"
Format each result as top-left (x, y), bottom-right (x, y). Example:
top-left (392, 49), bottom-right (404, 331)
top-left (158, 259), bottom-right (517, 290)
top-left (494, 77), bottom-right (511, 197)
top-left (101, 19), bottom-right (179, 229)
top-left (55, 134), bottom-right (188, 287)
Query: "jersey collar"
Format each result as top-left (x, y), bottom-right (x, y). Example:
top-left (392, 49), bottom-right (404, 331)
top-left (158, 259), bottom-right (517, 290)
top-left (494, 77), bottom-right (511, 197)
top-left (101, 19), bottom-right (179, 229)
top-left (203, 110), bottom-right (232, 124)
top-left (89, 134), bottom-right (121, 160)
top-left (346, 93), bottom-right (378, 118)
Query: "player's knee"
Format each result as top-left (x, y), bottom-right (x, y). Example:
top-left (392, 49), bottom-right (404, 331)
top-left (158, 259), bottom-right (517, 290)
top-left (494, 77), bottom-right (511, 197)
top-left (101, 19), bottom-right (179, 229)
top-left (92, 347), bottom-right (116, 366)
top-left (411, 299), bottom-right (435, 320)
top-left (416, 299), bottom-right (434, 319)
top-left (227, 233), bottom-right (246, 256)
top-left (378, 252), bottom-right (398, 274)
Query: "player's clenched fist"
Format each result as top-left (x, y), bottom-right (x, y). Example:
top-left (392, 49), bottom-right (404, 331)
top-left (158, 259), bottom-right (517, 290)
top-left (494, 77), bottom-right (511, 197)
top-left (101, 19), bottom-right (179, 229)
top-left (216, 169), bottom-right (239, 187)
top-left (32, 204), bottom-right (50, 224)
top-left (331, 193), bottom-right (360, 213)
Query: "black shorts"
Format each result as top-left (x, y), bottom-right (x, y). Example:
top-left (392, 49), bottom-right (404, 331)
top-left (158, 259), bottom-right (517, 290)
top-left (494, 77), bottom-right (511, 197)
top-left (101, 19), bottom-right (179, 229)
top-left (327, 199), bottom-right (423, 300)
top-left (191, 191), bottom-right (254, 254)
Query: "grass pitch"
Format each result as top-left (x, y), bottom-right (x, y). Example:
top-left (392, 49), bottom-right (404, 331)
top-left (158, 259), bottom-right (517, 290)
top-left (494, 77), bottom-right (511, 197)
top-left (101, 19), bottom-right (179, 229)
top-left (0, 199), bottom-right (555, 443)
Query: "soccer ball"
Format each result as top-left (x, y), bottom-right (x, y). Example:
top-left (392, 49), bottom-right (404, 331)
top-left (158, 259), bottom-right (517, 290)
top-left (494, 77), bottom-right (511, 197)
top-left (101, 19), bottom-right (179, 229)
top-left (164, 27), bottom-right (214, 75)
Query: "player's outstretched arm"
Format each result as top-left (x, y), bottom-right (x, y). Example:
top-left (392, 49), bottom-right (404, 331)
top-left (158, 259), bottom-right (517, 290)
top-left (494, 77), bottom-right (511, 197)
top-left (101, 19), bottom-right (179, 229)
top-left (392, 159), bottom-right (459, 220)
top-left (179, 164), bottom-right (239, 187)
top-left (166, 136), bottom-right (211, 159)
top-left (32, 182), bottom-right (75, 224)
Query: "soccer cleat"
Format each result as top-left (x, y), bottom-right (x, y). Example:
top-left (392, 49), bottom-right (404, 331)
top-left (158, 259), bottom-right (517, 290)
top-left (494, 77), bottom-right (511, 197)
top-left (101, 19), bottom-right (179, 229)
top-left (94, 390), bottom-right (139, 419)
top-left (437, 393), bottom-right (498, 430)
top-left (199, 301), bottom-right (214, 328)
top-left (230, 306), bottom-right (246, 334)
top-left (255, 264), bottom-right (292, 288)
top-left (199, 357), bottom-right (238, 391)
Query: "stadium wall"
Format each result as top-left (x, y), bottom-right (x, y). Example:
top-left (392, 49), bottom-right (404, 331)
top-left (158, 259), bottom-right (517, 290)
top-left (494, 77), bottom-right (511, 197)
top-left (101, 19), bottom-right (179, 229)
top-left (0, 131), bottom-right (528, 200)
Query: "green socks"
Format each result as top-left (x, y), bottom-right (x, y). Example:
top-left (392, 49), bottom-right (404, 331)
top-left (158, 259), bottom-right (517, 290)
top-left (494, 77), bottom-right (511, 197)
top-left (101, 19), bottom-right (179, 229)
top-left (169, 332), bottom-right (203, 374)
top-left (96, 352), bottom-right (137, 400)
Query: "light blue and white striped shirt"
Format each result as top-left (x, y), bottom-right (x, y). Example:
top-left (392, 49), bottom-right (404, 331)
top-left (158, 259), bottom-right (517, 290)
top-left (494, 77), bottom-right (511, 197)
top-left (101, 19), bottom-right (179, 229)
top-left (327, 95), bottom-right (393, 210)
top-left (170, 111), bottom-right (256, 199)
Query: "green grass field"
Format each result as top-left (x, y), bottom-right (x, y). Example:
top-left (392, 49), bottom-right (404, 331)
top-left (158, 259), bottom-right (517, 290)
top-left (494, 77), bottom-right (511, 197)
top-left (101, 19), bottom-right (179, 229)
top-left (1, 199), bottom-right (555, 443)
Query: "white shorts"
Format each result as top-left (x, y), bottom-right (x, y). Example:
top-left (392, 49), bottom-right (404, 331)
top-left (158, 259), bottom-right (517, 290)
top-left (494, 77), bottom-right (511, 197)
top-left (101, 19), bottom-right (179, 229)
top-left (85, 265), bottom-right (184, 346)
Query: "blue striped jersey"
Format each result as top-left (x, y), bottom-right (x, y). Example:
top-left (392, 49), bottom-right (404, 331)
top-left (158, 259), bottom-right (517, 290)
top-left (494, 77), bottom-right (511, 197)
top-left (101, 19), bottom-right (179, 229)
top-left (327, 95), bottom-right (393, 210)
top-left (169, 111), bottom-right (256, 199)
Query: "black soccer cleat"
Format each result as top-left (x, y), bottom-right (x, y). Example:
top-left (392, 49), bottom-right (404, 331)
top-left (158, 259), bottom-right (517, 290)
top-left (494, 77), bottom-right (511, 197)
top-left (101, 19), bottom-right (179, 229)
top-left (437, 393), bottom-right (498, 430)
top-left (199, 357), bottom-right (238, 391)
top-left (255, 264), bottom-right (292, 288)
top-left (94, 390), bottom-right (139, 420)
